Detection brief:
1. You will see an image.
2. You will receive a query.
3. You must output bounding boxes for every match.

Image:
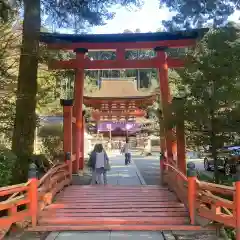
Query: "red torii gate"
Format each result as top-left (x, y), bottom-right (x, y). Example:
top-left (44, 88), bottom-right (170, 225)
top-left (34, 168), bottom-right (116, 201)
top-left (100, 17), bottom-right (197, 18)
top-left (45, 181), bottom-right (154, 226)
top-left (40, 29), bottom-right (207, 175)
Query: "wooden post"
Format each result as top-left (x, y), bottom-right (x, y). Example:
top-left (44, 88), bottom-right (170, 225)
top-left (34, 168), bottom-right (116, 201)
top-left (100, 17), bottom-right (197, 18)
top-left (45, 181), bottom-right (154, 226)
top-left (61, 99), bottom-right (73, 177)
top-left (235, 165), bottom-right (240, 240)
top-left (187, 162), bottom-right (197, 225)
top-left (28, 162), bottom-right (38, 228)
top-left (155, 47), bottom-right (173, 164)
top-left (80, 111), bottom-right (85, 170)
top-left (158, 109), bottom-right (166, 154)
top-left (74, 48), bottom-right (88, 172)
top-left (175, 97), bottom-right (186, 175)
top-left (160, 153), bottom-right (166, 186)
top-left (65, 152), bottom-right (72, 181)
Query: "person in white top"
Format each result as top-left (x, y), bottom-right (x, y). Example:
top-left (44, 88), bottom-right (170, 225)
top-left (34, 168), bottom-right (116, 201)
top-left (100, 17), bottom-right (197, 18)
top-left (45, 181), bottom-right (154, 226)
top-left (123, 138), bottom-right (131, 165)
top-left (107, 141), bottom-right (111, 151)
top-left (89, 144), bottom-right (110, 184)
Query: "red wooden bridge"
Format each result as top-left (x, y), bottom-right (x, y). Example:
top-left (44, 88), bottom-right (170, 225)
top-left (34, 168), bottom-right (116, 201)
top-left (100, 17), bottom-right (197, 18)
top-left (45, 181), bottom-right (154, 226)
top-left (0, 29), bottom-right (239, 239)
top-left (0, 159), bottom-right (239, 238)
top-left (33, 185), bottom-right (192, 231)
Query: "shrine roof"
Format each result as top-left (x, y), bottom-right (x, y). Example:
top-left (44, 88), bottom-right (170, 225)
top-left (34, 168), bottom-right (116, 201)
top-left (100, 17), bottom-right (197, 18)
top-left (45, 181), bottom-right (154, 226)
top-left (40, 28), bottom-right (208, 44)
top-left (84, 78), bottom-right (155, 99)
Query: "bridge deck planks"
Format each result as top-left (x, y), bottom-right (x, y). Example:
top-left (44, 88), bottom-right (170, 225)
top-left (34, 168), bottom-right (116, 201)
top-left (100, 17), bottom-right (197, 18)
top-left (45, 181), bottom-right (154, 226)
top-left (28, 185), bottom-right (198, 231)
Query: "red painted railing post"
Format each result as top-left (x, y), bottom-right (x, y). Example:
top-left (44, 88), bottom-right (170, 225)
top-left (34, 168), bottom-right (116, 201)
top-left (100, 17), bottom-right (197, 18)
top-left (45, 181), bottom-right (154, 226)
top-left (65, 152), bottom-right (72, 181)
top-left (28, 162), bottom-right (38, 228)
top-left (187, 162), bottom-right (197, 225)
top-left (80, 112), bottom-right (85, 170)
top-left (235, 165), bottom-right (240, 240)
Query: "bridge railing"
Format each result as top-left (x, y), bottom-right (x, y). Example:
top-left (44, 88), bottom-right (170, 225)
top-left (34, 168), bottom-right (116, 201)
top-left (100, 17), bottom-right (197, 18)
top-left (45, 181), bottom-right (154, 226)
top-left (163, 162), bottom-right (188, 206)
top-left (0, 159), bottom-right (71, 237)
top-left (163, 160), bottom-right (240, 240)
top-left (0, 180), bottom-right (36, 237)
top-left (38, 163), bottom-right (71, 210)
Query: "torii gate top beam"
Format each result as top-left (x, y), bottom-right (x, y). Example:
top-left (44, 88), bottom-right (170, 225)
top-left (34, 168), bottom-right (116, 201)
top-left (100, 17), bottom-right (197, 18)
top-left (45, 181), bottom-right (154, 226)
top-left (39, 28), bottom-right (208, 51)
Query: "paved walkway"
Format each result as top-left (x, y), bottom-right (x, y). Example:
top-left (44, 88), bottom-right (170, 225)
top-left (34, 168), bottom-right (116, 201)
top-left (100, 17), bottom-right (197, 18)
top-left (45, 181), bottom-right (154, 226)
top-left (47, 231), bottom-right (165, 240)
top-left (105, 155), bottom-right (146, 185)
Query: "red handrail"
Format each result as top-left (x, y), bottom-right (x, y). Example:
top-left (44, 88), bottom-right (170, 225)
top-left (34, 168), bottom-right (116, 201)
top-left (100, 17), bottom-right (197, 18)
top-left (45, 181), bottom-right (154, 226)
top-left (0, 162), bottom-right (71, 238)
top-left (163, 162), bottom-right (187, 181)
top-left (163, 160), bottom-right (240, 239)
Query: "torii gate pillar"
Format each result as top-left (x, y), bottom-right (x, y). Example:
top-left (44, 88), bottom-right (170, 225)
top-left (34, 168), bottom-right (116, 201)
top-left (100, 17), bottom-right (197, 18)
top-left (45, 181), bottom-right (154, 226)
top-left (155, 47), bottom-right (173, 163)
top-left (73, 48), bottom-right (88, 173)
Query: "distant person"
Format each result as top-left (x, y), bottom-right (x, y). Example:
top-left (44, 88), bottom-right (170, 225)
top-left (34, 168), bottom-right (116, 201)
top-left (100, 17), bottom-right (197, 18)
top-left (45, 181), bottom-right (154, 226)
top-left (88, 143), bottom-right (110, 185)
top-left (123, 138), bottom-right (131, 165)
top-left (160, 152), bottom-right (166, 161)
top-left (120, 141), bottom-right (125, 154)
top-left (88, 144), bottom-right (98, 184)
top-left (107, 141), bottom-right (111, 152)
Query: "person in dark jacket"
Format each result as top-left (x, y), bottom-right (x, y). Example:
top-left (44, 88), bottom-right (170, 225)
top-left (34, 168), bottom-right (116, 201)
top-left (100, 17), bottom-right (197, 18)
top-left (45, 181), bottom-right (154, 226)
top-left (89, 143), bottom-right (110, 184)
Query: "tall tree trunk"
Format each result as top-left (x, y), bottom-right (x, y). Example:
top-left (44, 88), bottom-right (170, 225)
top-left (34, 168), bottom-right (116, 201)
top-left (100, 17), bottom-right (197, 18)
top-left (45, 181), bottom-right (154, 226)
top-left (12, 0), bottom-right (40, 183)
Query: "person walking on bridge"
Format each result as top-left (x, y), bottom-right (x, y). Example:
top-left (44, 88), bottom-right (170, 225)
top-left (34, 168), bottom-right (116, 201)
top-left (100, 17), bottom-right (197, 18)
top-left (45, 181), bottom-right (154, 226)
top-left (88, 143), bottom-right (110, 184)
top-left (123, 138), bottom-right (131, 165)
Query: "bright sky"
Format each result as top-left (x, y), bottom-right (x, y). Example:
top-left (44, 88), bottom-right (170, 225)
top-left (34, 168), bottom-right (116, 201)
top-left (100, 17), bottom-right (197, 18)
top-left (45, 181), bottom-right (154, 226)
top-left (92, 0), bottom-right (172, 34)
top-left (91, 0), bottom-right (240, 34)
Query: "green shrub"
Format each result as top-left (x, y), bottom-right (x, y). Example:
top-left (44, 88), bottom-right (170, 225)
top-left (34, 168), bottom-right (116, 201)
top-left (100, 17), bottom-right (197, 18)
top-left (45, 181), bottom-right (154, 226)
top-left (38, 123), bottom-right (63, 138)
top-left (32, 154), bottom-right (51, 170)
top-left (0, 145), bottom-right (17, 187)
top-left (38, 123), bottom-right (63, 164)
top-left (41, 136), bottom-right (63, 160)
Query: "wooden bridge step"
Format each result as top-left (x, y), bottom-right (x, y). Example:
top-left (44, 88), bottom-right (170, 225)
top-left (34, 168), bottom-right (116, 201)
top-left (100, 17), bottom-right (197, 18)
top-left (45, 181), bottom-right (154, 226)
top-left (43, 207), bottom-right (187, 213)
top-left (56, 198), bottom-right (178, 203)
top-left (58, 194), bottom-right (177, 197)
top-left (57, 193), bottom-right (175, 198)
top-left (32, 186), bottom-right (192, 232)
top-left (28, 224), bottom-right (207, 232)
top-left (60, 188), bottom-right (174, 191)
top-left (40, 211), bottom-right (188, 217)
top-left (37, 216), bottom-right (189, 225)
top-left (65, 185), bottom-right (168, 189)
top-left (46, 202), bottom-right (185, 209)
top-left (60, 187), bottom-right (171, 194)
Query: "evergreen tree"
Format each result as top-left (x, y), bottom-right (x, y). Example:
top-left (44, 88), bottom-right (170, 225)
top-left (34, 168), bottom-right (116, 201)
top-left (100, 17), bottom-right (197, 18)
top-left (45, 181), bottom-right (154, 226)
top-left (159, 0), bottom-right (240, 29)
top-left (174, 24), bottom-right (240, 182)
top-left (8, 0), bottom-right (143, 182)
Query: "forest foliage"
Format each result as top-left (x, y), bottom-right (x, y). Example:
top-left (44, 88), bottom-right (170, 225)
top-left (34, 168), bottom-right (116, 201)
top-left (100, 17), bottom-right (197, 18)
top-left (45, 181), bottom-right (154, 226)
top-left (0, 0), bottom-right (239, 187)
top-left (0, 0), bottom-right (143, 183)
